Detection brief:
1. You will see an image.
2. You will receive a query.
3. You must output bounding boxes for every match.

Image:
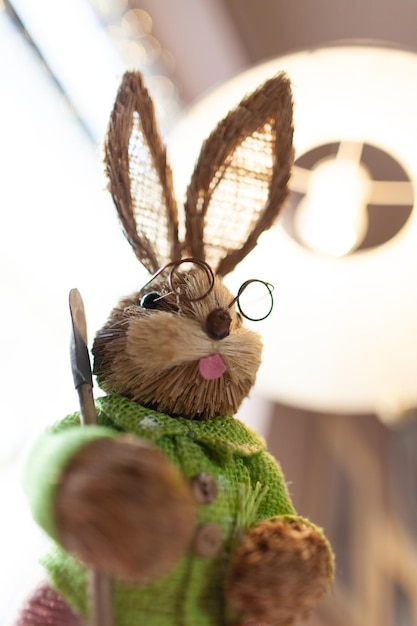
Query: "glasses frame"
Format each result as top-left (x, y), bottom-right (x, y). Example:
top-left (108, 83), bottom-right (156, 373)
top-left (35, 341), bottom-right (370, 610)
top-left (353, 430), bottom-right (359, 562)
top-left (228, 279), bottom-right (274, 322)
top-left (140, 258), bottom-right (274, 321)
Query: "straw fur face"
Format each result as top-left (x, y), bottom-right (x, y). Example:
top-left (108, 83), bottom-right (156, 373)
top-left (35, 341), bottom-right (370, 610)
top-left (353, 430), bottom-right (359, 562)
top-left (93, 270), bottom-right (262, 419)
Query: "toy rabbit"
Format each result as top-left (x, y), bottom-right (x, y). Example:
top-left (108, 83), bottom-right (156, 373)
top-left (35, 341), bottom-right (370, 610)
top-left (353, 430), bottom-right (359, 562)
top-left (17, 71), bottom-right (334, 626)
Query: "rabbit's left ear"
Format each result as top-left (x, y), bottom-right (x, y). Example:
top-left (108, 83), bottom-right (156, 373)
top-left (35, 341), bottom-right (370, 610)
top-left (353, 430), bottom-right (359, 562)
top-left (184, 73), bottom-right (294, 277)
top-left (105, 72), bottom-right (180, 274)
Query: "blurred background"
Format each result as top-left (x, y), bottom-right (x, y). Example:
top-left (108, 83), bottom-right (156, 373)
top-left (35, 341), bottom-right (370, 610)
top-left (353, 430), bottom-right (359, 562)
top-left (1, 1), bottom-right (417, 625)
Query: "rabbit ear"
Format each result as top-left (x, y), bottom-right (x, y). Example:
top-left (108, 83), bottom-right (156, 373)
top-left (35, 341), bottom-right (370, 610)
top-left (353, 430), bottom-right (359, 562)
top-left (184, 73), bottom-right (294, 277)
top-left (104, 71), bottom-right (180, 274)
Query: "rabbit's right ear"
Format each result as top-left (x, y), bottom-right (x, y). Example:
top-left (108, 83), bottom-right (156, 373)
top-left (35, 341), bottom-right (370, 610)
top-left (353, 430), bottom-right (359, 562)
top-left (184, 73), bottom-right (294, 277)
top-left (104, 72), bottom-right (180, 274)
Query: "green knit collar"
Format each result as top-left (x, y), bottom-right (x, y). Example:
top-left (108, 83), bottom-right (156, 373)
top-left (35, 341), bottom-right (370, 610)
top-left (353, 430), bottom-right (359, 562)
top-left (96, 394), bottom-right (265, 457)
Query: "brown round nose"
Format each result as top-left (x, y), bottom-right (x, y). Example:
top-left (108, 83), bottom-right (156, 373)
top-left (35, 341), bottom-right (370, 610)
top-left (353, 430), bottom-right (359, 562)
top-left (205, 308), bottom-right (231, 340)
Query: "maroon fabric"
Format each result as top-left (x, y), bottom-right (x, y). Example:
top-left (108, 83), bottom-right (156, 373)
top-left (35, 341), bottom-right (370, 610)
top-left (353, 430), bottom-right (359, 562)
top-left (15, 583), bottom-right (85, 626)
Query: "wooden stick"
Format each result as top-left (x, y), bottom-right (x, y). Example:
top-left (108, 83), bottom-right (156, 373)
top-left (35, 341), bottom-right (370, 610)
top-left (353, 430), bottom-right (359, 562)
top-left (69, 289), bottom-right (114, 626)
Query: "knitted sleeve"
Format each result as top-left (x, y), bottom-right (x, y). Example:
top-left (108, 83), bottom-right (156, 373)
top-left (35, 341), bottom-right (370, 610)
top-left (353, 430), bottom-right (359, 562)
top-left (24, 411), bottom-right (117, 542)
top-left (244, 450), bottom-right (296, 522)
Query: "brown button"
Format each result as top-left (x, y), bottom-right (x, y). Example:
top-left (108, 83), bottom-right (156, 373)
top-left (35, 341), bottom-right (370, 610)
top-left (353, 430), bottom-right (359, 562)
top-left (191, 473), bottom-right (218, 505)
top-left (194, 523), bottom-right (223, 558)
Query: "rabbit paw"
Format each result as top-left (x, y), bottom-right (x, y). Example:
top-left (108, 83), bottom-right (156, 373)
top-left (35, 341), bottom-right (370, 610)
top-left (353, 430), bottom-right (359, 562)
top-left (227, 517), bottom-right (334, 626)
top-left (54, 436), bottom-right (197, 583)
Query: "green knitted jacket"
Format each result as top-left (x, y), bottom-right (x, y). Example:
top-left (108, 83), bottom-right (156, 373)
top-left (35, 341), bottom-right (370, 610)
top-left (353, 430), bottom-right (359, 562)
top-left (26, 394), bottom-right (299, 626)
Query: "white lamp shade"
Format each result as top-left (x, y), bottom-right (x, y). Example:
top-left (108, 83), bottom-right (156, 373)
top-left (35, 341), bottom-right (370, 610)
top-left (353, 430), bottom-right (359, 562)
top-left (168, 44), bottom-right (417, 417)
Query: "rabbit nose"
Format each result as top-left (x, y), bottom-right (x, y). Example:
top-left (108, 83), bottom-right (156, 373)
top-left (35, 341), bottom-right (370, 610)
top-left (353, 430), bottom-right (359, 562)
top-left (205, 308), bottom-right (232, 340)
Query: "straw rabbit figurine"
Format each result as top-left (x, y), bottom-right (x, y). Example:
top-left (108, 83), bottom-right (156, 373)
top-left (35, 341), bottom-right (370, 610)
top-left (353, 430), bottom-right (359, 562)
top-left (17, 71), bottom-right (334, 626)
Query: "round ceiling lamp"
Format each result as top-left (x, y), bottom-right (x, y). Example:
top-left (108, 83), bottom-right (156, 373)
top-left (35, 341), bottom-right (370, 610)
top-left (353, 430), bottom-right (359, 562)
top-left (168, 43), bottom-right (417, 420)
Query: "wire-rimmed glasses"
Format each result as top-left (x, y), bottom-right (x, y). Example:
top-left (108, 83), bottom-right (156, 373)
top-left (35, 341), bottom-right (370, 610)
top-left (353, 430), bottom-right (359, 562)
top-left (140, 258), bottom-right (274, 322)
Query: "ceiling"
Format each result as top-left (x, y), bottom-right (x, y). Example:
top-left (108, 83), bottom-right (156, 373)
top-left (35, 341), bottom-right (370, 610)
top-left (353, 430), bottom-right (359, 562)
top-left (134, 0), bottom-right (417, 105)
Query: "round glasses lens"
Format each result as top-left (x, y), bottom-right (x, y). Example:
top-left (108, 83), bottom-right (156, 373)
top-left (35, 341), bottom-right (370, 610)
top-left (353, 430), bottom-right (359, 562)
top-left (236, 280), bottom-right (274, 321)
top-left (170, 258), bottom-right (214, 302)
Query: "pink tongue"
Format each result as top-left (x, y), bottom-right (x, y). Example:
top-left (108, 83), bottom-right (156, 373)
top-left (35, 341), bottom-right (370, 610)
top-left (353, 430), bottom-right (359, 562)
top-left (199, 354), bottom-right (227, 380)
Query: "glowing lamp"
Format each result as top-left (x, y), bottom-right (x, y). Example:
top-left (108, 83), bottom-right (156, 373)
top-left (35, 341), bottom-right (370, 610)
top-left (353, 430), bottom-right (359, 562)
top-left (168, 44), bottom-right (417, 420)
